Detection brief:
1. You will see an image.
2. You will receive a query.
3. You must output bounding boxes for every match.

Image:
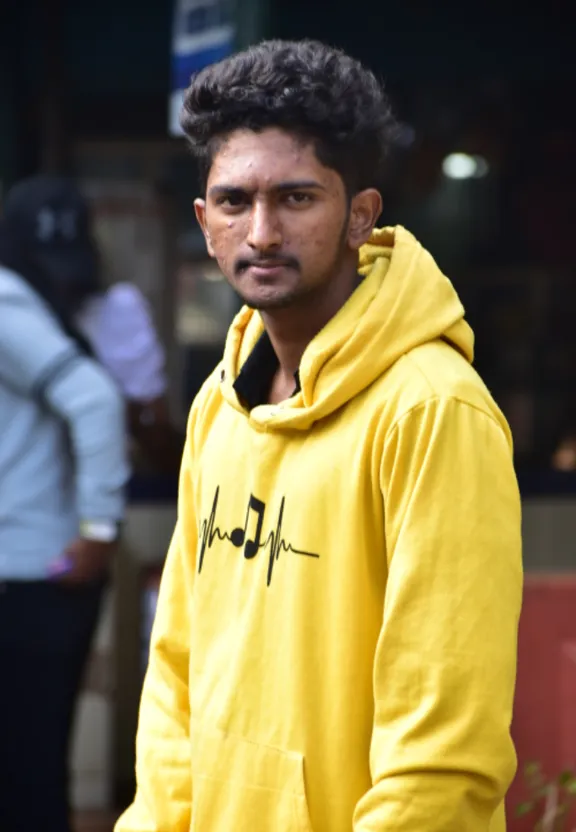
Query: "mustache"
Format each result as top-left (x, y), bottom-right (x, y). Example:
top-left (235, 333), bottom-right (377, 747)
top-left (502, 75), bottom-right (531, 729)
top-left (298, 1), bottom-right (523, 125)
top-left (235, 255), bottom-right (300, 274)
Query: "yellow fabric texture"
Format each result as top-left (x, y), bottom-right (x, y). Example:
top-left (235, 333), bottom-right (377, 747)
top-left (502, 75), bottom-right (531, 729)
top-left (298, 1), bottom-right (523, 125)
top-left (116, 226), bottom-right (522, 832)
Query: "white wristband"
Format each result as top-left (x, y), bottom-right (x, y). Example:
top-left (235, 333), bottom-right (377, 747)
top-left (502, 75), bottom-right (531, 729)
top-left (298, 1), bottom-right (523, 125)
top-left (80, 520), bottom-right (119, 543)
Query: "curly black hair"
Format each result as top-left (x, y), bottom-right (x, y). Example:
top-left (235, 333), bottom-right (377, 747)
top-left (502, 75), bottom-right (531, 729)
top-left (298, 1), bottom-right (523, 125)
top-left (181, 39), bottom-right (397, 196)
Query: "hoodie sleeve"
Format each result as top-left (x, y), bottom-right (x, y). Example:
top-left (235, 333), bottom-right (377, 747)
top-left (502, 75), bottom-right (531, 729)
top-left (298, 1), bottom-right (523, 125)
top-left (354, 396), bottom-right (522, 831)
top-left (115, 434), bottom-right (196, 832)
top-left (0, 280), bottom-right (128, 522)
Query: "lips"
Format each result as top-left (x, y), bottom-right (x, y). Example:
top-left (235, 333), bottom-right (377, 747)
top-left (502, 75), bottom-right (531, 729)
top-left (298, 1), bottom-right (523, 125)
top-left (246, 261), bottom-right (292, 277)
top-left (236, 257), bottom-right (298, 278)
top-left (248, 260), bottom-right (291, 269)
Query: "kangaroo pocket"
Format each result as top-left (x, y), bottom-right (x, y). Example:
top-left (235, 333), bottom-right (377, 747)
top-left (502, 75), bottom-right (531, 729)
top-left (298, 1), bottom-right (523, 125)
top-left (190, 726), bottom-right (313, 832)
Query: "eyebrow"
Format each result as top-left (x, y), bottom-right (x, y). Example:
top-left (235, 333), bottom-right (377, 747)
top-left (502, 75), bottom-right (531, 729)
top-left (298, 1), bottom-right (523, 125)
top-left (208, 180), bottom-right (327, 198)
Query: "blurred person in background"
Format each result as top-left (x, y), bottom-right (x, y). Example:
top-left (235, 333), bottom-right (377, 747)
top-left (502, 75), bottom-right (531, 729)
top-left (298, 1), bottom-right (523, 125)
top-left (0, 175), bottom-right (129, 832)
top-left (551, 401), bottom-right (576, 471)
top-left (77, 279), bottom-right (184, 476)
top-left (552, 432), bottom-right (576, 470)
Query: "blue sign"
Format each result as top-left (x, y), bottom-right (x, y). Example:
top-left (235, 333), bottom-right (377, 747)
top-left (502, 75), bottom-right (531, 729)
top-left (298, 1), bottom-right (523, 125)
top-left (170, 0), bottom-right (235, 136)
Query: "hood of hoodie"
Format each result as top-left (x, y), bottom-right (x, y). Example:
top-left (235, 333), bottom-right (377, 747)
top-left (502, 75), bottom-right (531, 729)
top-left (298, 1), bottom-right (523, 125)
top-left (220, 225), bottom-right (474, 431)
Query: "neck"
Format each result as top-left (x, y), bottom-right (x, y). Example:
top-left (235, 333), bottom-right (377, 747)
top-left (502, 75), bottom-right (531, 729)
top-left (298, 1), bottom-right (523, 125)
top-left (261, 265), bottom-right (359, 379)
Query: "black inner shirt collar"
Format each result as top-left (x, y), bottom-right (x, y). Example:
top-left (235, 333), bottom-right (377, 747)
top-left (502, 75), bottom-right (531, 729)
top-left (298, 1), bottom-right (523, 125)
top-left (233, 330), bottom-right (301, 410)
top-left (233, 275), bottom-right (364, 410)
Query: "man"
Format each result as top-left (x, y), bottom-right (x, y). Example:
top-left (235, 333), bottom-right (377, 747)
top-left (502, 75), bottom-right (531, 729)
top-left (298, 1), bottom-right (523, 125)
top-left (77, 279), bottom-right (185, 475)
top-left (117, 40), bottom-right (522, 832)
top-left (0, 176), bottom-right (129, 832)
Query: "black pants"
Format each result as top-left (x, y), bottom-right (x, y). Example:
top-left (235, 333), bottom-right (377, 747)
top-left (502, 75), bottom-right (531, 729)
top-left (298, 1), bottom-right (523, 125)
top-left (0, 580), bottom-right (104, 832)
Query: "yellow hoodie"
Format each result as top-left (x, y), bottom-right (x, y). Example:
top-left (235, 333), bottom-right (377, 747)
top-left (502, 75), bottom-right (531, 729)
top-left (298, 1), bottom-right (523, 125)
top-left (117, 227), bottom-right (522, 832)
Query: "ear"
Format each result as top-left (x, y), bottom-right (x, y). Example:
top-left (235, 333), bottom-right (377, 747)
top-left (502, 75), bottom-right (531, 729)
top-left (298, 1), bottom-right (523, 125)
top-left (347, 189), bottom-right (382, 250)
top-left (194, 198), bottom-right (215, 258)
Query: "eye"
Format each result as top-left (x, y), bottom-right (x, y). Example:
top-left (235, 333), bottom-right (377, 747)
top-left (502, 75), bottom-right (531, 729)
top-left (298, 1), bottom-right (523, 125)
top-left (285, 192), bottom-right (314, 207)
top-left (215, 193), bottom-right (247, 210)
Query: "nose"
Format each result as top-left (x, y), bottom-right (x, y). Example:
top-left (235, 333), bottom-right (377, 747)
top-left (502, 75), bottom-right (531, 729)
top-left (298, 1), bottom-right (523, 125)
top-left (246, 200), bottom-right (282, 252)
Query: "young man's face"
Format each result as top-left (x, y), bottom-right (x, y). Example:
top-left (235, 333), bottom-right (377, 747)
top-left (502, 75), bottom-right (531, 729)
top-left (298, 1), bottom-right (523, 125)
top-left (194, 128), bottom-right (379, 310)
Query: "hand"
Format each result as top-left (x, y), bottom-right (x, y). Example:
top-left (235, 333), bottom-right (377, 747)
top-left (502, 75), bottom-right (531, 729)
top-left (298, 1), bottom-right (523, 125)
top-left (49, 537), bottom-right (116, 585)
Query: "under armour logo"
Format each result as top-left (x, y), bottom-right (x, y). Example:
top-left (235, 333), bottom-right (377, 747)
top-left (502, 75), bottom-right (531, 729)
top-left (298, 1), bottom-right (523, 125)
top-left (36, 208), bottom-right (78, 242)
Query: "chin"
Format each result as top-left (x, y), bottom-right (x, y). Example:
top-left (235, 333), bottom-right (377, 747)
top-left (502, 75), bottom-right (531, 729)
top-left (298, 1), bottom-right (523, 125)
top-left (242, 292), bottom-right (300, 311)
top-left (235, 282), bottom-right (300, 311)
top-left (233, 271), bottom-right (305, 311)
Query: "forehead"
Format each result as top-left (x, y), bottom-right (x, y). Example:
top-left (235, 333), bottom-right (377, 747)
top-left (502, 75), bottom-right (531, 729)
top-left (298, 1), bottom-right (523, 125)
top-left (207, 128), bottom-right (340, 192)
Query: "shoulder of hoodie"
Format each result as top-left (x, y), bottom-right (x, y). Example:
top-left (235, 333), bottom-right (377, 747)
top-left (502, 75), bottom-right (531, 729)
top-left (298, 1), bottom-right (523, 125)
top-left (381, 338), bottom-right (508, 435)
top-left (184, 361), bottom-right (226, 445)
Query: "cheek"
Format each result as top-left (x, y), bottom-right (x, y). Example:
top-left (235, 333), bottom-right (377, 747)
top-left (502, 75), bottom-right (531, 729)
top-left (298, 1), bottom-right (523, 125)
top-left (207, 217), bottom-right (242, 255)
top-left (208, 224), bottom-right (244, 274)
top-left (211, 240), bottom-right (232, 273)
top-left (287, 212), bottom-right (342, 266)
